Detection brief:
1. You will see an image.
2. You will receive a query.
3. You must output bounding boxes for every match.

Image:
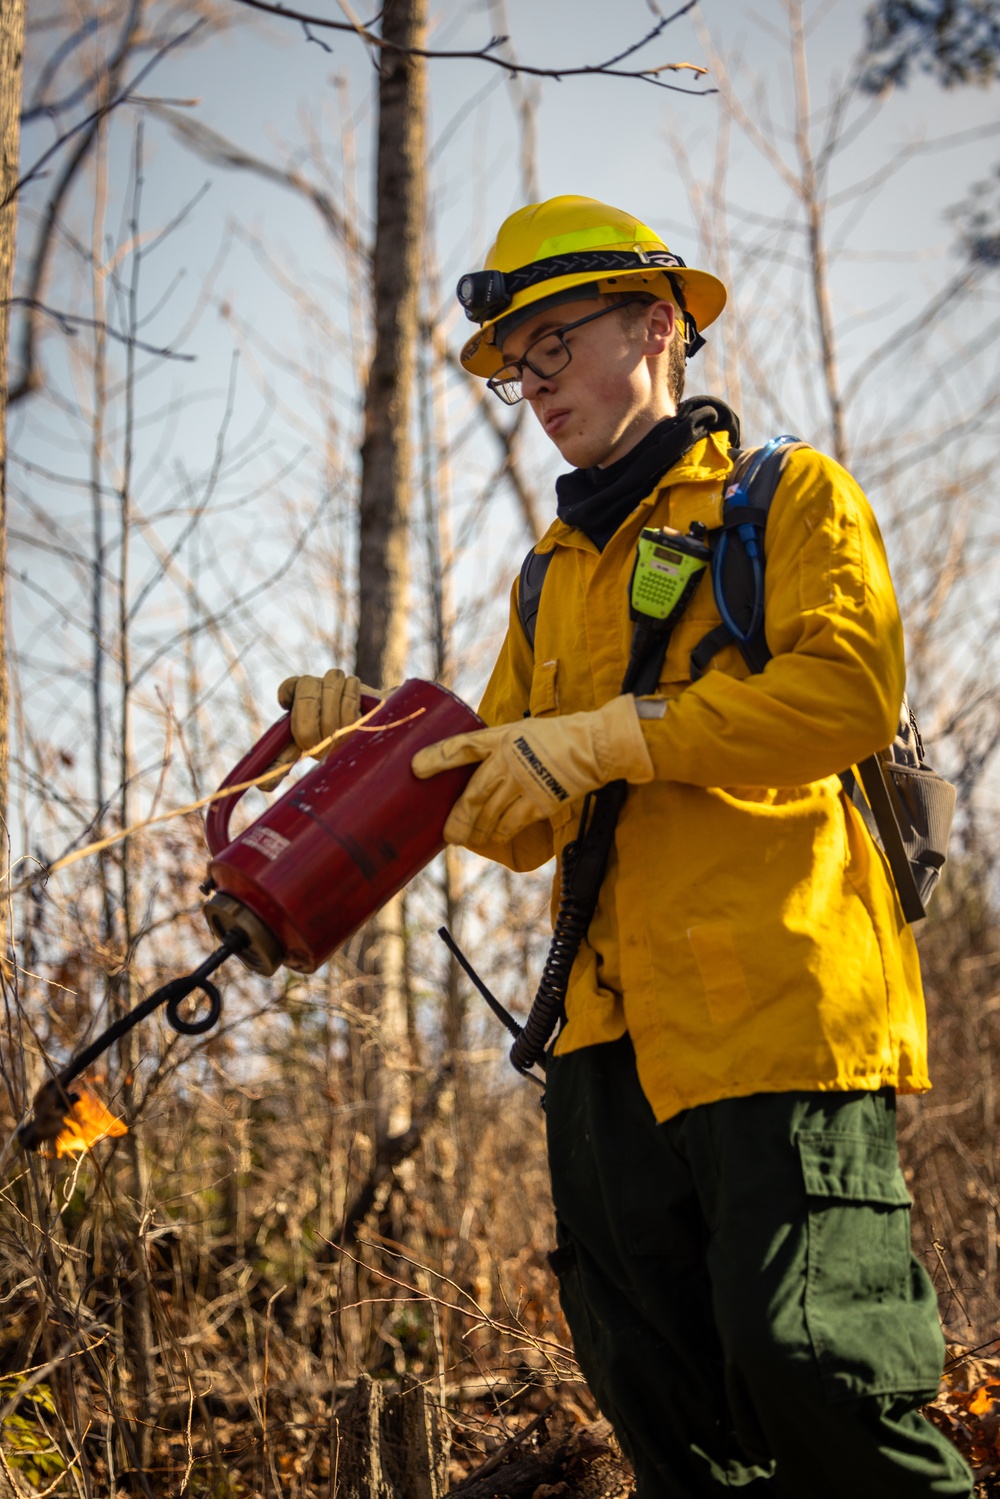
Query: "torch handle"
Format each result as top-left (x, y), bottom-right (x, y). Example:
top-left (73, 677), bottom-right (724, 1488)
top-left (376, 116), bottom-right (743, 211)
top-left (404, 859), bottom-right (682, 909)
top-left (204, 696), bottom-right (381, 857)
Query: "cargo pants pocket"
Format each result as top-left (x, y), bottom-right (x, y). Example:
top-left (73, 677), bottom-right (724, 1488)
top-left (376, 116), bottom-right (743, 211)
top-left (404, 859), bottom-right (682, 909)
top-left (798, 1130), bottom-right (945, 1402)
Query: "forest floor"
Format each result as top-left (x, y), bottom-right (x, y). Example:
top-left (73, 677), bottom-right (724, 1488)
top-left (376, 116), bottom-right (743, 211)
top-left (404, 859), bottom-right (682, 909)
top-left (4, 1332), bottom-right (1000, 1494)
top-left (446, 1349), bottom-right (1000, 1499)
top-left (441, 1349), bottom-right (1000, 1499)
top-left (150, 1354), bottom-right (1000, 1497)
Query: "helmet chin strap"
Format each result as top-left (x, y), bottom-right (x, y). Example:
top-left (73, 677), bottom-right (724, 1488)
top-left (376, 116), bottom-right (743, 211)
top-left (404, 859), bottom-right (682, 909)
top-left (683, 313), bottom-right (705, 359)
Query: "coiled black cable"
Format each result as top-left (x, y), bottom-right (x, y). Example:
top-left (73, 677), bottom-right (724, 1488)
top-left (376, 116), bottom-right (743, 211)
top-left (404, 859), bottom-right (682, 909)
top-left (507, 620), bottom-right (674, 1074)
top-left (17, 932), bottom-right (247, 1153)
top-left (509, 836), bottom-right (587, 1072)
top-left (509, 780), bottom-right (628, 1073)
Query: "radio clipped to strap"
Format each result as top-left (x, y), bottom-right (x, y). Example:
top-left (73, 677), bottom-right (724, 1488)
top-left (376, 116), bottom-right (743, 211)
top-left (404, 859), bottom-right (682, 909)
top-left (506, 519), bottom-right (712, 1075)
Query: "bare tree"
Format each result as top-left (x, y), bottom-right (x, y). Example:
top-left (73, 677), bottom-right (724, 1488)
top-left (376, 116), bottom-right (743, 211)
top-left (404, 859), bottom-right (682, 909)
top-left (352, 0), bottom-right (427, 1196)
top-left (0, 0), bottom-right (24, 980)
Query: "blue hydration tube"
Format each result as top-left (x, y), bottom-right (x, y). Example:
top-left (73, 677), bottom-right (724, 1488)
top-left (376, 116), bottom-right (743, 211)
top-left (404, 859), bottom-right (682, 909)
top-left (713, 434), bottom-right (800, 644)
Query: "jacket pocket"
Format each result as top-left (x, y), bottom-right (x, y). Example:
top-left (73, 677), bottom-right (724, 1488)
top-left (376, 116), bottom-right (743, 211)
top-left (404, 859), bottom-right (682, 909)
top-left (798, 1129), bottom-right (943, 1401)
top-left (529, 657), bottom-right (559, 717)
top-left (688, 922), bottom-right (755, 1027)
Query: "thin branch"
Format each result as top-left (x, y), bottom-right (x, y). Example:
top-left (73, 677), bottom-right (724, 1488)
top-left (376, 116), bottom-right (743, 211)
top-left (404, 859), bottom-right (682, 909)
top-left (147, 104), bottom-right (367, 258)
top-left (841, 265), bottom-right (979, 409)
top-left (9, 13), bottom-right (207, 404)
top-left (227, 0), bottom-right (714, 94)
top-left (4, 299), bottom-right (195, 361)
top-left (125, 351), bottom-right (241, 624)
top-left (332, 1065), bottom-right (452, 1245)
top-left (22, 15), bottom-right (99, 121)
top-left (431, 325), bottom-right (543, 541)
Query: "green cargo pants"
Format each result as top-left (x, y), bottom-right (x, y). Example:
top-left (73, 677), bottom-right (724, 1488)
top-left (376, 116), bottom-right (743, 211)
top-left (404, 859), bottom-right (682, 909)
top-left (544, 1035), bottom-right (974, 1498)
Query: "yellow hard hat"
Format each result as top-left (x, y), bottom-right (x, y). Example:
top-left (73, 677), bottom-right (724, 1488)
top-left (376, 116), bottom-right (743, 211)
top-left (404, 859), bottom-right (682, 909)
top-left (458, 195), bottom-right (728, 378)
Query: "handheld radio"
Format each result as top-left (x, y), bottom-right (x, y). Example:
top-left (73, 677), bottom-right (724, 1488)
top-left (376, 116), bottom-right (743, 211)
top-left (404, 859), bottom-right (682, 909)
top-left (624, 523), bottom-right (710, 693)
top-left (629, 524), bottom-right (710, 623)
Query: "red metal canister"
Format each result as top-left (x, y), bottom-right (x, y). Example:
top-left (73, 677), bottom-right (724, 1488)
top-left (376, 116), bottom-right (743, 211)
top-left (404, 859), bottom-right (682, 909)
top-left (203, 679), bottom-right (483, 975)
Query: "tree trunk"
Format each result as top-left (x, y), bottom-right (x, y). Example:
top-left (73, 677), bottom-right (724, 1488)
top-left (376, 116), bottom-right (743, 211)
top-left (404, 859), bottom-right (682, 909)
top-left (0, 0), bottom-right (25, 981)
top-left (354, 0), bottom-right (427, 1153)
top-left (789, 0), bottom-right (847, 467)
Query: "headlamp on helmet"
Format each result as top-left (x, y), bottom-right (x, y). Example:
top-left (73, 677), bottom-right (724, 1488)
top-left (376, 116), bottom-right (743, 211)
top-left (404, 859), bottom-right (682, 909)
top-left (457, 249), bottom-right (688, 327)
top-left (457, 256), bottom-right (707, 362)
top-left (457, 270), bottom-right (512, 323)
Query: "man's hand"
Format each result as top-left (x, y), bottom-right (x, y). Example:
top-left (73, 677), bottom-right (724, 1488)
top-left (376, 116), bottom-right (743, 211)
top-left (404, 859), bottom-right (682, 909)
top-left (412, 695), bottom-right (654, 847)
top-left (271, 669), bottom-right (382, 781)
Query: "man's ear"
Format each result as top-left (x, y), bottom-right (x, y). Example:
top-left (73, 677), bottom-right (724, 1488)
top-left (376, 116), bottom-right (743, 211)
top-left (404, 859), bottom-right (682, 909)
top-left (642, 299), bottom-right (676, 356)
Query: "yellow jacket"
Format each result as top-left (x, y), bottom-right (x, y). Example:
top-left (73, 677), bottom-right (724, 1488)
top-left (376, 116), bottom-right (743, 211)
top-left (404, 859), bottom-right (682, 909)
top-left (477, 431), bottom-right (929, 1123)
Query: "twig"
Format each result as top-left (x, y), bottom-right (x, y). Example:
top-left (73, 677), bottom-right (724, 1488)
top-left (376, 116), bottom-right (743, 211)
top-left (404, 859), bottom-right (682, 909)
top-left (4, 298), bottom-right (195, 360)
top-left (226, 0), bottom-right (714, 94)
top-left (454, 1408), bottom-right (549, 1486)
top-left (332, 1238), bottom-right (575, 1365)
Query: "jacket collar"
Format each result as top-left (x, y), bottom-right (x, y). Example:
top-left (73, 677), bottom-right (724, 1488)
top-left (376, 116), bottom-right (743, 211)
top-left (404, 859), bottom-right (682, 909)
top-left (533, 427), bottom-right (736, 555)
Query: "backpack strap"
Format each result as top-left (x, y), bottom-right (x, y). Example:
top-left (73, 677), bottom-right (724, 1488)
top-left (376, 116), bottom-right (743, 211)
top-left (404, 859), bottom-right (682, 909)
top-left (518, 546), bottom-right (554, 649)
top-left (515, 440), bottom-right (951, 924)
top-left (520, 439), bottom-right (805, 661)
top-left (690, 436), bottom-right (809, 681)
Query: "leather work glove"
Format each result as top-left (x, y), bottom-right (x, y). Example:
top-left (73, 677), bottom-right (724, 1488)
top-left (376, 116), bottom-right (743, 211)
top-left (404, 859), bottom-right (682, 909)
top-left (411, 695), bottom-right (654, 848)
top-left (270, 669), bottom-right (382, 781)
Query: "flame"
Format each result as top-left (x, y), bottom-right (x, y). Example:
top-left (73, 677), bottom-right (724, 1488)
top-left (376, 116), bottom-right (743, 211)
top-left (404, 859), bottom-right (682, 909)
top-left (39, 1087), bottom-right (128, 1159)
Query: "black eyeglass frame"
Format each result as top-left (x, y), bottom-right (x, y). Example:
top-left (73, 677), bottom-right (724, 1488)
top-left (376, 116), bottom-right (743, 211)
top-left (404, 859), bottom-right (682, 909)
top-left (486, 299), bottom-right (644, 405)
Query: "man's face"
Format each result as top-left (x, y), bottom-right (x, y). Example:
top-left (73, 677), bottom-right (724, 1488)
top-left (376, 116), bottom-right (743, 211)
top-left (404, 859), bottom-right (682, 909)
top-left (496, 295), bottom-right (677, 469)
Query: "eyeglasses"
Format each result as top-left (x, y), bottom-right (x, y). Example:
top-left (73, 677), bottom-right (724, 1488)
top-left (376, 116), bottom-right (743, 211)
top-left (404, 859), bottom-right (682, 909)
top-left (486, 299), bottom-right (643, 405)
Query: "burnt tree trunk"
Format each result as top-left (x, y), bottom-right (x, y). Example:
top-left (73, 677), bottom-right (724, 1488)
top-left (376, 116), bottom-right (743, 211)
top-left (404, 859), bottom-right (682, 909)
top-left (353, 0), bottom-right (427, 1170)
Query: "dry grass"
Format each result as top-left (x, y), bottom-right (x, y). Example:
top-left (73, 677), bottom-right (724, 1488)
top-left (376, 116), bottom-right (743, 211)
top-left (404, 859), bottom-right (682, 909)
top-left (0, 843), bottom-right (575, 1495)
top-left (2, 843), bottom-right (998, 1495)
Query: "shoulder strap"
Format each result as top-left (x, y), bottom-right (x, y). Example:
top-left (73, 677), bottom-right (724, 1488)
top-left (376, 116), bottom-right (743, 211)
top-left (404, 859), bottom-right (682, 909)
top-left (518, 546), bottom-right (554, 650)
top-left (691, 437), bottom-right (808, 681)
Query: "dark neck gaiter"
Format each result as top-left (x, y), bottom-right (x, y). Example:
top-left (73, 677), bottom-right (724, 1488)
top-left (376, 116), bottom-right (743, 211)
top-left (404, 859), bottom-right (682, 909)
top-left (554, 397), bottom-right (741, 551)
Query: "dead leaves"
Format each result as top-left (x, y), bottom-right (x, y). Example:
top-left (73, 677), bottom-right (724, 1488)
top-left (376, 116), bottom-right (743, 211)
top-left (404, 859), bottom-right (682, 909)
top-left (927, 1354), bottom-right (1000, 1483)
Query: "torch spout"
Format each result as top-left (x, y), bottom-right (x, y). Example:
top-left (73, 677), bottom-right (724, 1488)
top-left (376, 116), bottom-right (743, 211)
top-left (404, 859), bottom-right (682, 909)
top-left (17, 933), bottom-right (247, 1153)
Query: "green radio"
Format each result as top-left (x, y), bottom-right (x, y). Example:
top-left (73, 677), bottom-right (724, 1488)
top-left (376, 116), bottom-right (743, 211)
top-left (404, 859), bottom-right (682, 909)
top-left (629, 524), bottom-right (710, 624)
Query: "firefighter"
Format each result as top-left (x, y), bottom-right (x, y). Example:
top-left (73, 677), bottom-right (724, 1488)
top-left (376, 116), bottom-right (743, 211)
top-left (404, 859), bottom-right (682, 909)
top-left (281, 196), bottom-right (973, 1496)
